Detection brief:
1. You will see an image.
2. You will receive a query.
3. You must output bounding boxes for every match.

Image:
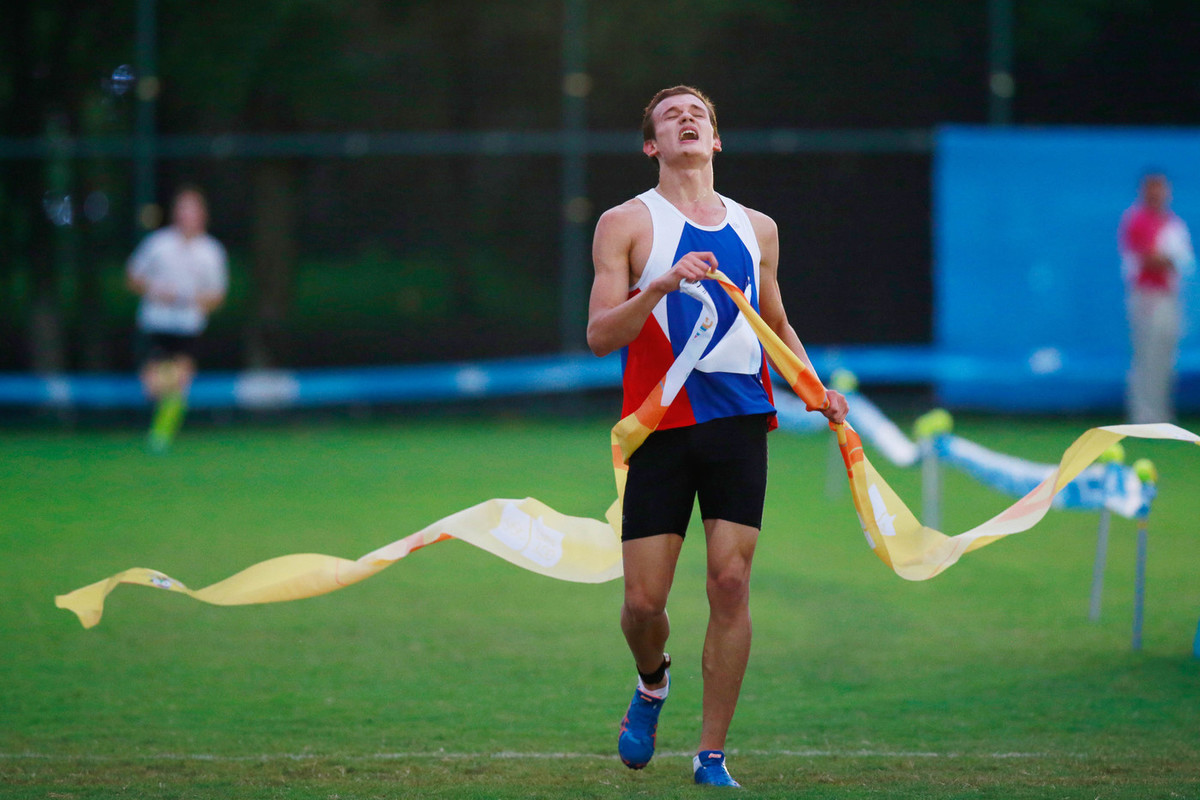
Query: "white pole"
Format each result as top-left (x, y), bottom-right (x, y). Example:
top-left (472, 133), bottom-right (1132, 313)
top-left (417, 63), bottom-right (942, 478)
top-left (1130, 458), bottom-right (1157, 652)
top-left (921, 439), bottom-right (941, 533)
top-left (1133, 518), bottom-right (1148, 651)
top-left (913, 409), bottom-right (952, 531)
top-left (1089, 446), bottom-right (1125, 622)
top-left (1089, 509), bottom-right (1111, 623)
top-left (825, 369), bottom-right (858, 498)
top-left (826, 433), bottom-right (846, 498)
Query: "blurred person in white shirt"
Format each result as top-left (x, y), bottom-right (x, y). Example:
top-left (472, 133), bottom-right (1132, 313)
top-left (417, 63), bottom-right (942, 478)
top-left (127, 185), bottom-right (228, 452)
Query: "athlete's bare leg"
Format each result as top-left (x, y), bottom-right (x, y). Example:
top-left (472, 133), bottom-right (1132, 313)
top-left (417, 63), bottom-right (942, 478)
top-left (620, 533), bottom-right (684, 688)
top-left (697, 517), bottom-right (759, 751)
top-left (143, 355), bottom-right (197, 453)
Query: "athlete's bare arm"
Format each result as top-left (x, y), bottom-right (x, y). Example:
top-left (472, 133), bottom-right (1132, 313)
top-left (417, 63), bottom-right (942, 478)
top-left (587, 199), bottom-right (717, 357)
top-left (749, 207), bottom-right (848, 424)
top-left (198, 290), bottom-right (226, 314)
top-left (126, 273), bottom-right (149, 297)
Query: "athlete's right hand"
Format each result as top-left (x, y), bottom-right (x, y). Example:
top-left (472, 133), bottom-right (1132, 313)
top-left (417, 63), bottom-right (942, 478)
top-left (648, 251), bottom-right (718, 296)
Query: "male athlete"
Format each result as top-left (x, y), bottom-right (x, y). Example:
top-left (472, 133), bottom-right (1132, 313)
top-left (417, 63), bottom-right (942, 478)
top-left (127, 186), bottom-right (228, 453)
top-left (587, 85), bottom-right (848, 787)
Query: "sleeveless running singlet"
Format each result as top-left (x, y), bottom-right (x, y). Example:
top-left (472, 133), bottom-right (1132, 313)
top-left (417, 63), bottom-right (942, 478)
top-left (620, 189), bottom-right (777, 431)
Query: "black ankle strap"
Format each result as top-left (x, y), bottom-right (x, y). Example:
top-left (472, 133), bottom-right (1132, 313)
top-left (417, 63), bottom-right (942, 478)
top-left (638, 653), bottom-right (671, 685)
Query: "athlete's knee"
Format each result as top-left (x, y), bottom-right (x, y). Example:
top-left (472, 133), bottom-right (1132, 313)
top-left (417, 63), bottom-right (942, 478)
top-left (174, 357), bottom-right (196, 387)
top-left (706, 561), bottom-right (752, 610)
top-left (142, 363), bottom-right (171, 397)
top-left (622, 586), bottom-right (668, 623)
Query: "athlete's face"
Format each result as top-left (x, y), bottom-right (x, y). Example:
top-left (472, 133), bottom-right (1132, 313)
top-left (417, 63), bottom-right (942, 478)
top-left (643, 93), bottom-right (721, 162)
top-left (172, 191), bottom-right (208, 238)
top-left (1141, 175), bottom-right (1171, 212)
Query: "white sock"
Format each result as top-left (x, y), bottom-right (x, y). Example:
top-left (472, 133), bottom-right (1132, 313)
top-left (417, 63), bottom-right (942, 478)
top-left (637, 673), bottom-right (669, 699)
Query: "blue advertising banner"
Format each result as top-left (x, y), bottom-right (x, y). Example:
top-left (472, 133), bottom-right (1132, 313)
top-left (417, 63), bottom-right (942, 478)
top-left (934, 126), bottom-right (1200, 411)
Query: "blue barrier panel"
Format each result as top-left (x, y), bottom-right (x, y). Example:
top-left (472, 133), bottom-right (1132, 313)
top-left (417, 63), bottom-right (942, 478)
top-left (1, 345), bottom-right (1124, 411)
top-left (0, 353), bottom-right (624, 411)
top-left (12, 343), bottom-right (1174, 412)
top-left (9, 343), bottom-right (1183, 413)
top-left (934, 126), bottom-right (1200, 411)
top-left (0, 346), bottom-right (952, 411)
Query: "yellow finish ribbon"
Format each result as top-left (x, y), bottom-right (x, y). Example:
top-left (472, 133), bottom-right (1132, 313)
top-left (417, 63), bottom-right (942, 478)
top-left (702, 269), bottom-right (1200, 581)
top-left (56, 270), bottom-right (1200, 627)
top-left (57, 498), bottom-right (624, 629)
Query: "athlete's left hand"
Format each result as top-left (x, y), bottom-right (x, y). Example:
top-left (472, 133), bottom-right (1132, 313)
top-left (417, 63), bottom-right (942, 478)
top-left (820, 389), bottom-right (849, 425)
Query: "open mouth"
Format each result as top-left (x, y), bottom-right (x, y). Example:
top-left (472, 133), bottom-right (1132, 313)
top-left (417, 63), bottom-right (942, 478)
top-left (679, 129), bottom-right (699, 141)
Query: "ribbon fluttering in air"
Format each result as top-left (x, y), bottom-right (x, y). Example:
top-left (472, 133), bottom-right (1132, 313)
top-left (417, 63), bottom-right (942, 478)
top-left (55, 281), bottom-right (726, 629)
top-left (701, 269), bottom-right (1200, 580)
top-left (56, 271), bottom-right (1200, 627)
top-left (56, 498), bottom-right (625, 629)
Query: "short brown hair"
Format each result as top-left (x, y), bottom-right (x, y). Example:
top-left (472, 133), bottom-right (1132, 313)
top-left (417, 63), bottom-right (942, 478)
top-left (641, 85), bottom-right (718, 143)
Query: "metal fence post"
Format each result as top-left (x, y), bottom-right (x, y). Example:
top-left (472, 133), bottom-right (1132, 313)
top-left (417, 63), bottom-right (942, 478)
top-left (559, 0), bottom-right (589, 354)
top-left (133, 0), bottom-right (158, 233)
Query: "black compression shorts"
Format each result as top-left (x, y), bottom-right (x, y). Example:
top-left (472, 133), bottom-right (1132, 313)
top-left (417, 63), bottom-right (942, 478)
top-left (137, 331), bottom-right (199, 366)
top-left (621, 412), bottom-right (772, 541)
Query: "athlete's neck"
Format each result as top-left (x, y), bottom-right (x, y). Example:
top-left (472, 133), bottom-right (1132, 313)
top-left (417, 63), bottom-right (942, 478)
top-left (655, 166), bottom-right (722, 222)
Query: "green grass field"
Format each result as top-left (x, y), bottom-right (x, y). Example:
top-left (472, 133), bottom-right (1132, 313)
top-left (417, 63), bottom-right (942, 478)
top-left (2, 411), bottom-right (1199, 798)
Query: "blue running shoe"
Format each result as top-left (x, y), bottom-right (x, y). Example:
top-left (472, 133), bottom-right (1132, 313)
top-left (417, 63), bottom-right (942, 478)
top-left (617, 664), bottom-right (669, 769)
top-left (693, 750), bottom-right (740, 787)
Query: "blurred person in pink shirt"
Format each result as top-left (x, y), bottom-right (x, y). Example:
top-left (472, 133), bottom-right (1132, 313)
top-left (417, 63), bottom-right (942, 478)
top-left (1119, 172), bottom-right (1194, 423)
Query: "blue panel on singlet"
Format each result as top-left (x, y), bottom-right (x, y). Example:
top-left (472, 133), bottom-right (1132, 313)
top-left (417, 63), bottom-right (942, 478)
top-left (664, 223), bottom-right (756, 357)
top-left (663, 222), bottom-right (774, 424)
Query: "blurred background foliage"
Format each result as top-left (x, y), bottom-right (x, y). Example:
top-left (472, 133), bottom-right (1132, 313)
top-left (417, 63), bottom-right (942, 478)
top-left (2, 0), bottom-right (1198, 372)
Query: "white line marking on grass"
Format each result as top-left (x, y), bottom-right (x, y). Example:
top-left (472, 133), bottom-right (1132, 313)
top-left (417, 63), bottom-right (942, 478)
top-left (0, 750), bottom-right (1081, 762)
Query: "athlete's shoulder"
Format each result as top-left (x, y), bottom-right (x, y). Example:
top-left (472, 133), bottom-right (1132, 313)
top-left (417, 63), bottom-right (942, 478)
top-left (134, 227), bottom-right (175, 257)
top-left (598, 195), bottom-right (652, 224)
top-left (143, 226), bottom-right (175, 245)
top-left (739, 205), bottom-right (778, 247)
top-left (200, 233), bottom-right (228, 258)
top-left (594, 196), bottom-right (652, 241)
top-left (737, 203), bottom-right (775, 229)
